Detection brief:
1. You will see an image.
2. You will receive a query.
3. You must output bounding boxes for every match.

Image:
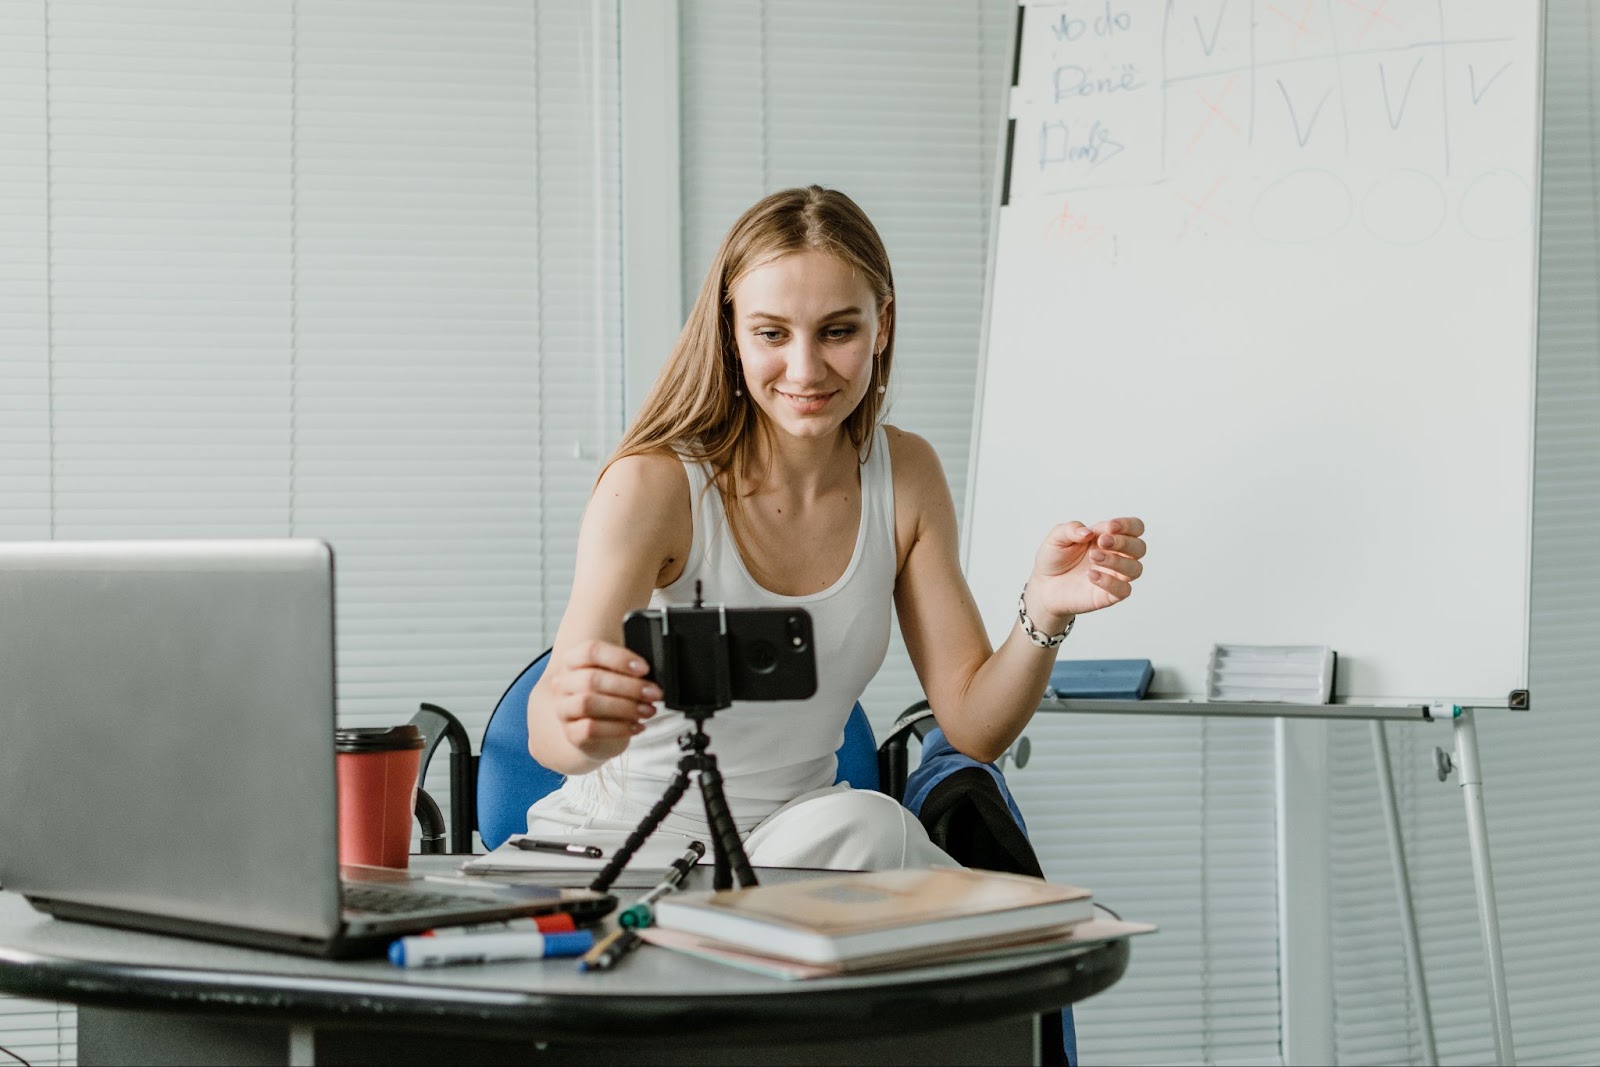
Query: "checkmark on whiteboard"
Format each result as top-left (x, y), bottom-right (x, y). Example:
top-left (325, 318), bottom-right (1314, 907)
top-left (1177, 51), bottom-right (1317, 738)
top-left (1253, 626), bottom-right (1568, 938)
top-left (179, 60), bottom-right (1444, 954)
top-left (1195, 0), bottom-right (1229, 57)
top-left (1277, 80), bottom-right (1331, 146)
top-left (1379, 56), bottom-right (1425, 130)
top-left (1469, 62), bottom-right (1511, 105)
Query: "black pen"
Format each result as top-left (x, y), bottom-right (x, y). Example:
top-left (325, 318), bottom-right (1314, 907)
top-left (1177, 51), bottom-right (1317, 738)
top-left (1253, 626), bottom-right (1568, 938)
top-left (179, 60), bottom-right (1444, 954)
top-left (577, 927), bottom-right (642, 973)
top-left (512, 838), bottom-right (603, 859)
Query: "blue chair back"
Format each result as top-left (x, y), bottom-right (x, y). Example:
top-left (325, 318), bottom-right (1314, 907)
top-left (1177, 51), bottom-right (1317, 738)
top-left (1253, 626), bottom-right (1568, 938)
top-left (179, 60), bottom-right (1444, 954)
top-left (476, 650), bottom-right (880, 851)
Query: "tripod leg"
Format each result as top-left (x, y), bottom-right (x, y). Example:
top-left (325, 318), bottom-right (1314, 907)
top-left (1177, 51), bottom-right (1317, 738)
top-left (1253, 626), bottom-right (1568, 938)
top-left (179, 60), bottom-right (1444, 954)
top-left (697, 757), bottom-right (759, 888)
top-left (701, 782), bottom-right (731, 891)
top-left (588, 769), bottom-right (693, 894)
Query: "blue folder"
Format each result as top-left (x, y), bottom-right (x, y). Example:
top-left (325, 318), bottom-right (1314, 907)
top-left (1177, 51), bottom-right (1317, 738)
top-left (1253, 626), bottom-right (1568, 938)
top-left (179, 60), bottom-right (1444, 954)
top-left (1047, 659), bottom-right (1153, 700)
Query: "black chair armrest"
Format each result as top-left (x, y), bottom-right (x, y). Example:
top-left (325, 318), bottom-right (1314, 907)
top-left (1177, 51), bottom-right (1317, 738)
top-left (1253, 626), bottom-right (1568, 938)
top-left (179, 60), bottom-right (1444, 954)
top-left (414, 788), bottom-right (448, 855)
top-left (410, 702), bottom-right (478, 854)
top-left (877, 701), bottom-right (939, 803)
top-left (875, 701), bottom-right (1032, 801)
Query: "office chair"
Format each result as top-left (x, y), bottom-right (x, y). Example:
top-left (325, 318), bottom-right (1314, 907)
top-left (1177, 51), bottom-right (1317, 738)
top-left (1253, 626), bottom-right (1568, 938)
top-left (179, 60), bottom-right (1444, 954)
top-left (411, 648), bottom-right (888, 854)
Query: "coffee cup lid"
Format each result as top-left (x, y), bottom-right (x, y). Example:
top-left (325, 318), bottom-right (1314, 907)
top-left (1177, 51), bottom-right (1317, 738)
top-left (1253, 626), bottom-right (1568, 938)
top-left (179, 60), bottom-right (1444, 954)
top-left (334, 724), bottom-right (425, 753)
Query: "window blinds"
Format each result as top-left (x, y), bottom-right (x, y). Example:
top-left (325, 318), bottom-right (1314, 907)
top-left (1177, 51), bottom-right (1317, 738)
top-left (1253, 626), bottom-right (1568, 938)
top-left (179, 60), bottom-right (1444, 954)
top-left (0, 2), bottom-right (620, 1060)
top-left (0, 0), bottom-right (49, 545)
top-left (0, 0), bottom-right (74, 1052)
top-left (288, 0), bottom-right (619, 729)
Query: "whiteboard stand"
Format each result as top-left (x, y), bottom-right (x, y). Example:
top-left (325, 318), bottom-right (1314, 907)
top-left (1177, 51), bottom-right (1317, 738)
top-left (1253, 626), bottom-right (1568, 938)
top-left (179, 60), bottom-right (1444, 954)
top-left (1037, 696), bottom-right (1514, 1066)
top-left (1371, 720), bottom-right (1438, 1067)
top-left (1447, 708), bottom-right (1516, 1067)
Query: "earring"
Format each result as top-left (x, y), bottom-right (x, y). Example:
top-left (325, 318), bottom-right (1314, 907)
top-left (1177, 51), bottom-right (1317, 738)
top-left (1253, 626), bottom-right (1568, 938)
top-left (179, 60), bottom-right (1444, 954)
top-left (875, 351), bottom-right (886, 395)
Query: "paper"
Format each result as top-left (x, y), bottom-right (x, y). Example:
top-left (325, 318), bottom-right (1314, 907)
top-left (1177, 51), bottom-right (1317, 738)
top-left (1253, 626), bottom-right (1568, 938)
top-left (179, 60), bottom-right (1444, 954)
top-left (460, 831), bottom-right (705, 877)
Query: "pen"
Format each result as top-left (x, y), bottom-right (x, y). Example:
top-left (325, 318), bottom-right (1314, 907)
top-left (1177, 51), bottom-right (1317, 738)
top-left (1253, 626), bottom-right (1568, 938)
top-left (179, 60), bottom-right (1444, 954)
top-left (513, 837), bottom-right (604, 859)
top-left (388, 929), bottom-right (594, 968)
top-left (577, 927), bottom-right (642, 973)
top-left (422, 915), bottom-right (576, 937)
top-left (618, 840), bottom-right (707, 929)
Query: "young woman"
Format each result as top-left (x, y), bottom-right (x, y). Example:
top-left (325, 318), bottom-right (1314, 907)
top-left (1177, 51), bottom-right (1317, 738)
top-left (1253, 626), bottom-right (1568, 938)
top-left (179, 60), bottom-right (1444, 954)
top-left (525, 186), bottom-right (1146, 870)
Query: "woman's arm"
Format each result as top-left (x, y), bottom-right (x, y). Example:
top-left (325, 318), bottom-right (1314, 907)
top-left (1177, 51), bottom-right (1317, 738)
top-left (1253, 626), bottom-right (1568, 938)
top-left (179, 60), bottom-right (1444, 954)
top-left (889, 429), bottom-right (1145, 764)
top-left (526, 452), bottom-right (692, 775)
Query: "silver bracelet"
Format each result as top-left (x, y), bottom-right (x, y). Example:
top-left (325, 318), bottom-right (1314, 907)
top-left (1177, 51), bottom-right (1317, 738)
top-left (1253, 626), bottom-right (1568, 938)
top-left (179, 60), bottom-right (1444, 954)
top-left (1017, 583), bottom-right (1074, 648)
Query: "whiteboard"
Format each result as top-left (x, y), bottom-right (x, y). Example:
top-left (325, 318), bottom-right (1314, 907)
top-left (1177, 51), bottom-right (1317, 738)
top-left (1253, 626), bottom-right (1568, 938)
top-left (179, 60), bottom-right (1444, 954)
top-left (965, 0), bottom-right (1541, 706)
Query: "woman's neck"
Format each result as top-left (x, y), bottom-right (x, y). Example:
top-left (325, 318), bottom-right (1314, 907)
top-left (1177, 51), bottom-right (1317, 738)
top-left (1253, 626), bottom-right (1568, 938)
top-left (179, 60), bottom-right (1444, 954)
top-left (745, 426), bottom-right (860, 501)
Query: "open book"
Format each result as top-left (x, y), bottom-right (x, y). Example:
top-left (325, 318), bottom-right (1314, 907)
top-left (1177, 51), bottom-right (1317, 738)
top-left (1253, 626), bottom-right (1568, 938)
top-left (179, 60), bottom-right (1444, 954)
top-left (652, 866), bottom-right (1095, 966)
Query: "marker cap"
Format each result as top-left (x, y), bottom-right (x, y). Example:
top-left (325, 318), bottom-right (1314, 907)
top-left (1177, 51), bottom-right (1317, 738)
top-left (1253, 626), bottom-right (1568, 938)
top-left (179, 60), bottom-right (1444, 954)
top-left (539, 931), bottom-right (596, 957)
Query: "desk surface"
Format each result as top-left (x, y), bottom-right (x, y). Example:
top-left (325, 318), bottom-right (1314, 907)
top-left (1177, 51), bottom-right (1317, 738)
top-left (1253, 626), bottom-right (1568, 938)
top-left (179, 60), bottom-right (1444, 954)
top-left (0, 859), bottom-right (1130, 1046)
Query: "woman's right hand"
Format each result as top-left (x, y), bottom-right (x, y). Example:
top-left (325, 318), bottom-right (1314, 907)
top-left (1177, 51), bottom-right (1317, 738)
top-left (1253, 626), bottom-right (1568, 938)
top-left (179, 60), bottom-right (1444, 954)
top-left (544, 639), bottom-right (662, 765)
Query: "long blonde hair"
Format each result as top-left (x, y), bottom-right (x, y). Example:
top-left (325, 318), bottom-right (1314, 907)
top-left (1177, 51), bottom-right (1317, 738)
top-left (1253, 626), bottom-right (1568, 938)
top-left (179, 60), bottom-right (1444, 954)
top-left (609, 186), bottom-right (896, 504)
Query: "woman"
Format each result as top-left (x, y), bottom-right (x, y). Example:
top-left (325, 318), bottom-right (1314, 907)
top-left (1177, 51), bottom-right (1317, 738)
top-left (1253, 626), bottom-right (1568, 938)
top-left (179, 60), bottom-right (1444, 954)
top-left (526, 185), bottom-right (1146, 870)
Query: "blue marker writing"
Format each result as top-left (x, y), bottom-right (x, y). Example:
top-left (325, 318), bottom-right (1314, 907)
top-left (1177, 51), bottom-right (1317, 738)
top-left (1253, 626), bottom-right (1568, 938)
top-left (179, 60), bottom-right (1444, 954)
top-left (389, 928), bottom-right (594, 968)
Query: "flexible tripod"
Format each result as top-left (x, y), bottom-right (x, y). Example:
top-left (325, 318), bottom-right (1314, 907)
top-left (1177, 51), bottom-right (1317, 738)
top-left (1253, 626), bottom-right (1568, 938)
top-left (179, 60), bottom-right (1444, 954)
top-left (586, 588), bottom-right (816, 895)
top-left (587, 709), bottom-right (756, 894)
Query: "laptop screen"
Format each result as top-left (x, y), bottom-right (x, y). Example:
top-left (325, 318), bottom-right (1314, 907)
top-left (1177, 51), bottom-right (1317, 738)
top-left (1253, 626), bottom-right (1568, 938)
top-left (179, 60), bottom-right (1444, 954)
top-left (0, 539), bottom-right (344, 940)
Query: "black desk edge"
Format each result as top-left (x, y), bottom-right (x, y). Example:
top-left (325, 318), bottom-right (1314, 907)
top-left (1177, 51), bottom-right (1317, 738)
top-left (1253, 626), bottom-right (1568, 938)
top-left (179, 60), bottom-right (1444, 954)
top-left (0, 938), bottom-right (1130, 1045)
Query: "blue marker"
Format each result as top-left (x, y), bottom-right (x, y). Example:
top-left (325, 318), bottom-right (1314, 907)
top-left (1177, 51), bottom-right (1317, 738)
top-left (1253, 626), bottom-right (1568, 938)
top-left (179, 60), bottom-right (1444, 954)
top-left (389, 928), bottom-right (594, 968)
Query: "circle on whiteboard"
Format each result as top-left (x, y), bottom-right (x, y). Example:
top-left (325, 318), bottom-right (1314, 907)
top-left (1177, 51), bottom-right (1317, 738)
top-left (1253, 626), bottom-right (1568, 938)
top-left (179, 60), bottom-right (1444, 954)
top-left (1360, 169), bottom-right (1447, 245)
top-left (1251, 169), bottom-right (1353, 244)
top-left (1459, 170), bottom-right (1531, 242)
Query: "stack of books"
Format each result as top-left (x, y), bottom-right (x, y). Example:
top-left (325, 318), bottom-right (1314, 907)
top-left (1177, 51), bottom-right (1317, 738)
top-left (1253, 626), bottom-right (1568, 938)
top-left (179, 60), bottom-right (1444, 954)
top-left (642, 866), bottom-right (1153, 980)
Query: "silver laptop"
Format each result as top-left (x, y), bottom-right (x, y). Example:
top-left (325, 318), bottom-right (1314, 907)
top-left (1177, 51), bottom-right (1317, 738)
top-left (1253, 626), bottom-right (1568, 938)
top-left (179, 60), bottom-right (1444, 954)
top-left (0, 539), bottom-right (613, 957)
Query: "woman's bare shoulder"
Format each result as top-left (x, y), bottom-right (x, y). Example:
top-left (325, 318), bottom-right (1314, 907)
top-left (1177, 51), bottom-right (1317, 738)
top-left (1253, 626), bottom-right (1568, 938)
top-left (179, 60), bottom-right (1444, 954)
top-left (586, 449), bottom-right (694, 588)
top-left (883, 425), bottom-right (959, 574)
top-left (883, 424), bottom-right (949, 492)
top-left (595, 449), bottom-right (690, 506)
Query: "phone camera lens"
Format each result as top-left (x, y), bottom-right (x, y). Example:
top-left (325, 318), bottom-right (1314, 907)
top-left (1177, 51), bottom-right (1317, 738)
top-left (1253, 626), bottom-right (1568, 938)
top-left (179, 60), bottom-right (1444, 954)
top-left (785, 615), bottom-right (809, 652)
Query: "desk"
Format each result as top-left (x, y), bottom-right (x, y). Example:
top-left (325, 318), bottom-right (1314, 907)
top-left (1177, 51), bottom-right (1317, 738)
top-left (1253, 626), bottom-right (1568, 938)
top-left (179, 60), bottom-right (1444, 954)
top-left (0, 860), bottom-right (1131, 1066)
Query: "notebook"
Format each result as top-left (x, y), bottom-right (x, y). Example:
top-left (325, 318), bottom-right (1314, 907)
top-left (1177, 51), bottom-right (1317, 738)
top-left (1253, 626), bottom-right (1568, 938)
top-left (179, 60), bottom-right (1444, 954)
top-left (641, 915), bottom-right (1157, 980)
top-left (0, 539), bottom-right (615, 958)
top-left (462, 831), bottom-right (706, 879)
top-left (652, 866), bottom-right (1095, 965)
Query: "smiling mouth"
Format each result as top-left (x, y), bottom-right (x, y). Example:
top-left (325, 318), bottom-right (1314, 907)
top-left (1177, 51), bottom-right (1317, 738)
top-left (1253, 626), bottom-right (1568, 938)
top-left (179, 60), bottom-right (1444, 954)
top-left (778, 390), bottom-right (836, 403)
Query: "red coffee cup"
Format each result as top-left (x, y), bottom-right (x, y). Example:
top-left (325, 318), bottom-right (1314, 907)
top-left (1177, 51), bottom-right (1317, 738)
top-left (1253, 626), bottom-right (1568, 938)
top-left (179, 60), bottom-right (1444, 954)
top-left (335, 725), bottom-right (425, 869)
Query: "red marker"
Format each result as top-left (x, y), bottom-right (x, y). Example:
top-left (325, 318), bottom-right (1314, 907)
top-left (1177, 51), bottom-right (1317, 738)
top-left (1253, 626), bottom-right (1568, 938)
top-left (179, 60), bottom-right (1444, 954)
top-left (422, 915), bottom-right (577, 937)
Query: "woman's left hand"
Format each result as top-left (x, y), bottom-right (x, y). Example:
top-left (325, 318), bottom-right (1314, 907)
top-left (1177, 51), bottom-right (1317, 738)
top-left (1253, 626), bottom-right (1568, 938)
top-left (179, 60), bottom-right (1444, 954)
top-left (1026, 516), bottom-right (1147, 626)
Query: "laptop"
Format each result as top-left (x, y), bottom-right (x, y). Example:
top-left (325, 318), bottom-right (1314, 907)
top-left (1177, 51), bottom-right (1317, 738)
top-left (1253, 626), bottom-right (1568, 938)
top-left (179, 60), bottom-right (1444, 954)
top-left (0, 538), bottom-right (614, 958)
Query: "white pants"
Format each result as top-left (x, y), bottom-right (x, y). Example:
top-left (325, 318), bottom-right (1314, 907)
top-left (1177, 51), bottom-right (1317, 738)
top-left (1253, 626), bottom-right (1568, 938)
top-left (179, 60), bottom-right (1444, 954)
top-left (526, 781), bottom-right (957, 872)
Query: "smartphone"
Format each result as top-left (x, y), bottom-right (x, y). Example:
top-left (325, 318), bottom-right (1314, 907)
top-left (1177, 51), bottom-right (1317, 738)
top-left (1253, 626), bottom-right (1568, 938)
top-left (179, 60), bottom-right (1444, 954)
top-left (623, 606), bottom-right (817, 710)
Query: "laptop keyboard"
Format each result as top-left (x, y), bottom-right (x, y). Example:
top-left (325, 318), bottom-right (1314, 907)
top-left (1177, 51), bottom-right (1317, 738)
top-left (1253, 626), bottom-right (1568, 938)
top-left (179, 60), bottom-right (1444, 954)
top-left (340, 881), bottom-right (486, 916)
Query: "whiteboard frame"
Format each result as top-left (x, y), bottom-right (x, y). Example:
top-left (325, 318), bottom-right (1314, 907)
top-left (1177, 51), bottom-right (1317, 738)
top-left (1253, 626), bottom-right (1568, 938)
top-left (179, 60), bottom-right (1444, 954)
top-left (962, 0), bottom-right (1541, 712)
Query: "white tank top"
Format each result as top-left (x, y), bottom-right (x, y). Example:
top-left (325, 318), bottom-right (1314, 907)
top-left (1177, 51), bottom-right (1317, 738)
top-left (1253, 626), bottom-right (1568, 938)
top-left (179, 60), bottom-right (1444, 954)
top-left (548, 427), bottom-right (897, 832)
